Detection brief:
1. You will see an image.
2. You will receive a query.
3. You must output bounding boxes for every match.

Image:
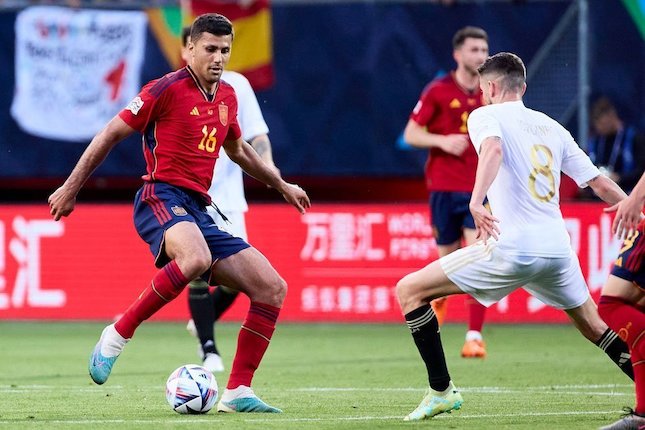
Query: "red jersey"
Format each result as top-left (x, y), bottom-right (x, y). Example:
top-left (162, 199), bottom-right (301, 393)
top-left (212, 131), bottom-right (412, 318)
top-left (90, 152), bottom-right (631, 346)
top-left (409, 72), bottom-right (483, 192)
top-left (119, 67), bottom-right (241, 202)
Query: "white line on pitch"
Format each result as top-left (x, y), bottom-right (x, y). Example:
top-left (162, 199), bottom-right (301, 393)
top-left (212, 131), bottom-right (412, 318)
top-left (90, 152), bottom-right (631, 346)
top-left (0, 410), bottom-right (624, 425)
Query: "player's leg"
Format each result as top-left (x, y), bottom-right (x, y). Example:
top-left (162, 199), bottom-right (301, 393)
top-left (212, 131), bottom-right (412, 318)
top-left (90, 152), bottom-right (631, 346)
top-left (565, 297), bottom-right (634, 380)
top-left (186, 210), bottom-right (245, 372)
top-left (524, 252), bottom-right (634, 380)
top-left (89, 184), bottom-right (212, 385)
top-left (461, 226), bottom-right (487, 358)
top-left (396, 259), bottom-right (465, 420)
top-left (599, 277), bottom-right (645, 428)
top-left (598, 229), bottom-right (645, 427)
top-left (399, 242), bottom-right (522, 420)
top-left (90, 222), bottom-right (210, 384)
top-left (187, 279), bottom-right (224, 371)
top-left (209, 247), bottom-right (285, 413)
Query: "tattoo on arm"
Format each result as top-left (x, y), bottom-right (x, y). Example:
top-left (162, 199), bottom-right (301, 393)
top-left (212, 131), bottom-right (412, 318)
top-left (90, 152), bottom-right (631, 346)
top-left (250, 135), bottom-right (271, 157)
top-left (249, 134), bottom-right (275, 166)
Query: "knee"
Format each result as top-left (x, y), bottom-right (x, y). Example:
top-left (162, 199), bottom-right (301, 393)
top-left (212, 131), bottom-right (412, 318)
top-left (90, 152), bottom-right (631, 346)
top-left (176, 253), bottom-right (212, 280)
top-left (256, 276), bottom-right (286, 306)
top-left (272, 276), bottom-right (288, 304)
top-left (396, 277), bottom-right (417, 312)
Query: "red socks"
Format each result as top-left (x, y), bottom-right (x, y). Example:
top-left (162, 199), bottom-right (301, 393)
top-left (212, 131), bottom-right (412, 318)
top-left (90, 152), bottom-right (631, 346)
top-left (227, 302), bottom-right (281, 389)
top-left (115, 260), bottom-right (189, 339)
top-left (599, 295), bottom-right (645, 414)
top-left (466, 297), bottom-right (486, 333)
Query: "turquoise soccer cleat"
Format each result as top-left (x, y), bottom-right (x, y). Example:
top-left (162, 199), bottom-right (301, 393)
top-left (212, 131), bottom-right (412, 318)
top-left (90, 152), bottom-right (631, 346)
top-left (88, 325), bottom-right (123, 385)
top-left (217, 396), bottom-right (283, 413)
top-left (404, 385), bottom-right (463, 421)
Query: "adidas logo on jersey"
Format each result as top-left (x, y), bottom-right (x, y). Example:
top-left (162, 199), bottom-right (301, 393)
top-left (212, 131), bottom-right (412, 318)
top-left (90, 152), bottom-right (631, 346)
top-left (190, 107), bottom-right (200, 116)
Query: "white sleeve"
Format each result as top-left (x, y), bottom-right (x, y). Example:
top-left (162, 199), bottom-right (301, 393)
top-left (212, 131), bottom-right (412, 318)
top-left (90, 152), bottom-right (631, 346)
top-left (232, 74), bottom-right (270, 141)
top-left (467, 107), bottom-right (503, 153)
top-left (559, 127), bottom-right (601, 188)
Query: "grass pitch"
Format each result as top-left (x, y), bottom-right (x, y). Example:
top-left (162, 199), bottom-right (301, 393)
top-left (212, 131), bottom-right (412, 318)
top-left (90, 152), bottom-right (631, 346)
top-left (0, 322), bottom-right (633, 429)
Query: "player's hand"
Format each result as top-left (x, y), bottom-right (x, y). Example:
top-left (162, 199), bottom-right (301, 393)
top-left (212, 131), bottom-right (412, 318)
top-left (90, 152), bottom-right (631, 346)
top-left (48, 186), bottom-right (77, 221)
top-left (469, 202), bottom-right (500, 243)
top-left (280, 182), bottom-right (311, 214)
top-left (604, 195), bottom-right (644, 240)
top-left (441, 134), bottom-right (470, 156)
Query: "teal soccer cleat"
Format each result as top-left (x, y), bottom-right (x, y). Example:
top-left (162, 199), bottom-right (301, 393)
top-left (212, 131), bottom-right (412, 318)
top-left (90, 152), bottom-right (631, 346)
top-left (404, 384), bottom-right (463, 421)
top-left (88, 324), bottom-right (125, 385)
top-left (217, 396), bottom-right (283, 413)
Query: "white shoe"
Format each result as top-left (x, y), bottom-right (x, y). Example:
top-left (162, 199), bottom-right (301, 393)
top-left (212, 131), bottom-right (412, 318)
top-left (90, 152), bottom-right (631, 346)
top-left (203, 353), bottom-right (225, 372)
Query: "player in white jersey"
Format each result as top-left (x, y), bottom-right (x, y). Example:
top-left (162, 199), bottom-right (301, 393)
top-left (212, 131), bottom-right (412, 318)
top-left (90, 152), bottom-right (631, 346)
top-left (396, 52), bottom-right (635, 421)
top-left (181, 27), bottom-right (278, 373)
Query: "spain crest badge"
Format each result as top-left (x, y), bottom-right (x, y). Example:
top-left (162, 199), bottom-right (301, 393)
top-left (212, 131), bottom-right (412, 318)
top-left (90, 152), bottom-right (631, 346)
top-left (219, 104), bottom-right (228, 126)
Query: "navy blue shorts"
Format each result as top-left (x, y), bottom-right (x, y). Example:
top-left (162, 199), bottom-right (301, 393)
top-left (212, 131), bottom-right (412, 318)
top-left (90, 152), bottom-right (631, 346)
top-left (429, 191), bottom-right (476, 245)
top-left (611, 222), bottom-right (645, 290)
top-left (133, 182), bottom-right (250, 280)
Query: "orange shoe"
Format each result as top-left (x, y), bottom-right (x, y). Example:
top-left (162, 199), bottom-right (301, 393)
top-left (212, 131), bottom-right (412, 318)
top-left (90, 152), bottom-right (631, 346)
top-left (461, 339), bottom-right (487, 358)
top-left (430, 297), bottom-right (448, 326)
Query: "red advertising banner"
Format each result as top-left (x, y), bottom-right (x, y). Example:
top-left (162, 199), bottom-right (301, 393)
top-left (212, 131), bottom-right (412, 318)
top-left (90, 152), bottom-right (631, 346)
top-left (0, 202), bottom-right (621, 323)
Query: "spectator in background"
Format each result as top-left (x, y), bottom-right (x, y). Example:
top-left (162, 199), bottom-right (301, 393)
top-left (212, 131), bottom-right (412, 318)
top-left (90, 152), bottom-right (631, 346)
top-left (403, 26), bottom-right (489, 358)
top-left (180, 26), bottom-right (279, 374)
top-left (587, 97), bottom-right (645, 194)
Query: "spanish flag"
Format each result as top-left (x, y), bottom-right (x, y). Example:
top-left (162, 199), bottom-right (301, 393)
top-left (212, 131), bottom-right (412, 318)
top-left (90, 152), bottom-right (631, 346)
top-left (182, 0), bottom-right (274, 90)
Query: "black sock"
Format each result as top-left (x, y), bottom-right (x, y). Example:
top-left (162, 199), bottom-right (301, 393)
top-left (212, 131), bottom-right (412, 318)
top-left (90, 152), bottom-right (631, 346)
top-left (212, 286), bottom-right (239, 321)
top-left (595, 328), bottom-right (634, 380)
top-left (405, 304), bottom-right (451, 392)
top-left (188, 286), bottom-right (217, 355)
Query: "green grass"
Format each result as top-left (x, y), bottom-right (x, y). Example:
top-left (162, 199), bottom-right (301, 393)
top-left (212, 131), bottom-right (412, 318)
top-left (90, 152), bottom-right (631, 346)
top-left (0, 322), bottom-right (633, 429)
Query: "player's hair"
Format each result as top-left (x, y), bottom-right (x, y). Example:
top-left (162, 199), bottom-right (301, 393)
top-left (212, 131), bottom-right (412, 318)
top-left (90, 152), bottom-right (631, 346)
top-left (190, 13), bottom-right (234, 43)
top-left (452, 26), bottom-right (488, 49)
top-left (590, 96), bottom-right (618, 123)
top-left (478, 52), bottom-right (526, 92)
top-left (181, 26), bottom-right (191, 48)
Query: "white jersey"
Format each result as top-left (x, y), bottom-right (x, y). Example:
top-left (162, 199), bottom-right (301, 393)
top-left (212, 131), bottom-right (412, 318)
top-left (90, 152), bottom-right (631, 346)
top-left (208, 71), bottom-right (270, 212)
top-left (467, 100), bottom-right (601, 257)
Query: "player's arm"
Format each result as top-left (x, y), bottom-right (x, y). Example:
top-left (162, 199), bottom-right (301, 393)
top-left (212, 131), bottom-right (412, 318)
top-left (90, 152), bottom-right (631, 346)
top-left (603, 171), bottom-right (645, 238)
top-left (469, 137), bottom-right (501, 242)
top-left (48, 116), bottom-right (135, 220)
top-left (223, 137), bottom-right (310, 213)
top-left (586, 174), bottom-right (628, 207)
top-left (403, 119), bottom-right (469, 156)
top-left (249, 134), bottom-right (279, 175)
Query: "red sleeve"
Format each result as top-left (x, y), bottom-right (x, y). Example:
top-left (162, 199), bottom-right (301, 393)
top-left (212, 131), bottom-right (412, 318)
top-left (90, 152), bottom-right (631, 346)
top-left (409, 83), bottom-right (438, 127)
top-left (118, 80), bottom-right (163, 132)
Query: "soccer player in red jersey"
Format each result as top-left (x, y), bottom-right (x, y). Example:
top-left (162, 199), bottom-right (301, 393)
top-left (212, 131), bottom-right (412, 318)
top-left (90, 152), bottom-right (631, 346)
top-left (599, 172), bottom-right (645, 430)
top-left (48, 14), bottom-right (310, 413)
top-left (403, 26), bottom-right (490, 358)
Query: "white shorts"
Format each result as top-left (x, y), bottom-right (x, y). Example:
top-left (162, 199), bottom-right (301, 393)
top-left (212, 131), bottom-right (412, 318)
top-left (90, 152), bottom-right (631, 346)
top-left (206, 208), bottom-right (248, 241)
top-left (440, 241), bottom-right (590, 310)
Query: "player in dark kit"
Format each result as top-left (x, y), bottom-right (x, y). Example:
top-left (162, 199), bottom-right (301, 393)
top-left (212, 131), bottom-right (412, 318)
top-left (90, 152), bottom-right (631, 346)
top-left (403, 26), bottom-right (490, 358)
top-left (599, 172), bottom-right (645, 430)
top-left (48, 14), bottom-right (310, 414)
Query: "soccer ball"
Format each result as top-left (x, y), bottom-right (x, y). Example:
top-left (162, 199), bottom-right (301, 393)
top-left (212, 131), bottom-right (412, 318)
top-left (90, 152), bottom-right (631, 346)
top-left (165, 364), bottom-right (218, 414)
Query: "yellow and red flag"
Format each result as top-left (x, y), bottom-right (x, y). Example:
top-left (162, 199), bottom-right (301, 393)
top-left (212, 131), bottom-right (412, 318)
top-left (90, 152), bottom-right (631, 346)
top-left (182, 0), bottom-right (274, 90)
